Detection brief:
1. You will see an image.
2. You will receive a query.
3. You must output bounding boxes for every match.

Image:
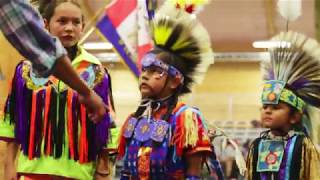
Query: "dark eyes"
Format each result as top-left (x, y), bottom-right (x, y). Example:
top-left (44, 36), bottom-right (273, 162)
top-left (57, 19), bottom-right (67, 24)
top-left (142, 67), bottom-right (163, 73)
top-left (262, 104), bottom-right (280, 110)
top-left (57, 18), bottom-right (81, 25)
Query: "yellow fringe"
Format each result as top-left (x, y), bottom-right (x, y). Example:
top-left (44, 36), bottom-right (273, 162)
top-left (183, 109), bottom-right (198, 147)
top-left (22, 61), bottom-right (42, 90)
top-left (93, 65), bottom-right (105, 85)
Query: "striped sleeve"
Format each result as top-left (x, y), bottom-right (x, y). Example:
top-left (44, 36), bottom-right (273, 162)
top-left (0, 0), bottom-right (66, 77)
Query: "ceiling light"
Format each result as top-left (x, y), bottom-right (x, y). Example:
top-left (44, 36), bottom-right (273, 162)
top-left (94, 52), bottom-right (119, 62)
top-left (252, 41), bottom-right (291, 48)
top-left (83, 42), bottom-right (113, 50)
top-left (214, 52), bottom-right (270, 62)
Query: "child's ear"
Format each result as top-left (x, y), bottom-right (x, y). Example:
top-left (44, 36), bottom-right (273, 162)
top-left (290, 112), bottom-right (302, 124)
top-left (81, 22), bottom-right (85, 32)
top-left (43, 19), bottom-right (49, 30)
top-left (169, 76), bottom-right (183, 89)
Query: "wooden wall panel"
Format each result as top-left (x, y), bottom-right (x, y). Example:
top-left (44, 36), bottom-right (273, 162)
top-left (0, 32), bottom-right (23, 113)
top-left (0, 31), bottom-right (23, 180)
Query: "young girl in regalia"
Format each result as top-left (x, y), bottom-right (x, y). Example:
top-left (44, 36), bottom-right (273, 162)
top-left (1, 1), bottom-right (112, 179)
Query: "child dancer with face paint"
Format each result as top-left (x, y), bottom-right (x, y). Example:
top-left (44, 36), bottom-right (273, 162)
top-left (118, 4), bottom-right (224, 180)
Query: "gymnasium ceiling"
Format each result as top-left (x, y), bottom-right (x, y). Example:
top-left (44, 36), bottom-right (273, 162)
top-left (79, 0), bottom-right (315, 57)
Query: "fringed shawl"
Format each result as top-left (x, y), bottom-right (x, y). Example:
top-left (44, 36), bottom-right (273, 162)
top-left (2, 59), bottom-right (110, 163)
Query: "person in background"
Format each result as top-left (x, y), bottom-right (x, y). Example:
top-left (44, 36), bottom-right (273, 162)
top-left (0, 0), bottom-right (106, 123)
top-left (1, 0), bottom-right (113, 179)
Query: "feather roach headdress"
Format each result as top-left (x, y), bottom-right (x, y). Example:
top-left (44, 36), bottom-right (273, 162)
top-left (142, 3), bottom-right (213, 94)
top-left (262, 31), bottom-right (320, 110)
top-left (261, 31), bottom-right (320, 113)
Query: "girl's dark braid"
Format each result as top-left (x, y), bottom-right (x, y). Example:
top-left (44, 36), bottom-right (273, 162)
top-left (132, 103), bottom-right (147, 119)
top-left (162, 85), bottom-right (183, 121)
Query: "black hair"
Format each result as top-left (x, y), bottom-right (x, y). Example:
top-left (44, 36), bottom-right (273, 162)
top-left (38, 0), bottom-right (84, 59)
top-left (282, 85), bottom-right (306, 132)
top-left (283, 102), bottom-right (305, 133)
top-left (132, 87), bottom-right (181, 122)
top-left (38, 0), bottom-right (83, 22)
top-left (105, 68), bottom-right (116, 112)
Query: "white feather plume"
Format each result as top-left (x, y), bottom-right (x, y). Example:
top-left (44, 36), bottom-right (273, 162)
top-left (229, 139), bottom-right (247, 176)
top-left (277, 0), bottom-right (302, 22)
top-left (208, 123), bottom-right (247, 176)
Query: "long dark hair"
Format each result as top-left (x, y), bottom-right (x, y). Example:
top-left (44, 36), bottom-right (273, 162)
top-left (283, 85), bottom-right (306, 133)
top-left (38, 0), bottom-right (84, 59)
top-left (38, 0), bottom-right (83, 22)
top-left (286, 103), bottom-right (306, 134)
top-left (132, 88), bottom-right (181, 122)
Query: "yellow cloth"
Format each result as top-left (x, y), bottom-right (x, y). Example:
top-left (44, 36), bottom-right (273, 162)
top-left (299, 138), bottom-right (320, 180)
top-left (246, 140), bottom-right (255, 180)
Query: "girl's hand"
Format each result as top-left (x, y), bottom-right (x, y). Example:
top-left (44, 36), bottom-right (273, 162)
top-left (4, 161), bottom-right (17, 180)
top-left (78, 90), bottom-right (108, 123)
top-left (94, 150), bottom-right (111, 180)
top-left (94, 172), bottom-right (111, 180)
top-left (4, 142), bottom-right (19, 180)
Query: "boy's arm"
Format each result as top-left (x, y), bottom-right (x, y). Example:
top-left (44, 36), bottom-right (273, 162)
top-left (0, 0), bottom-right (107, 122)
top-left (186, 153), bottom-right (204, 178)
top-left (176, 107), bottom-right (212, 179)
top-left (54, 56), bottom-right (107, 123)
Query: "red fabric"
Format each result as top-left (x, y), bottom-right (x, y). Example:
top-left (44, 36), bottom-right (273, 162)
top-left (118, 115), bottom-right (132, 158)
top-left (79, 104), bottom-right (88, 163)
top-left (137, 43), bottom-right (153, 70)
top-left (46, 123), bottom-right (52, 155)
top-left (28, 91), bottom-right (37, 159)
top-left (172, 103), bottom-right (212, 157)
top-left (43, 87), bottom-right (51, 155)
top-left (67, 89), bottom-right (75, 159)
top-left (105, 0), bottom-right (137, 27)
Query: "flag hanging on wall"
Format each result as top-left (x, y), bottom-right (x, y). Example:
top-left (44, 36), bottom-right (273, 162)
top-left (96, 0), bottom-right (155, 77)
